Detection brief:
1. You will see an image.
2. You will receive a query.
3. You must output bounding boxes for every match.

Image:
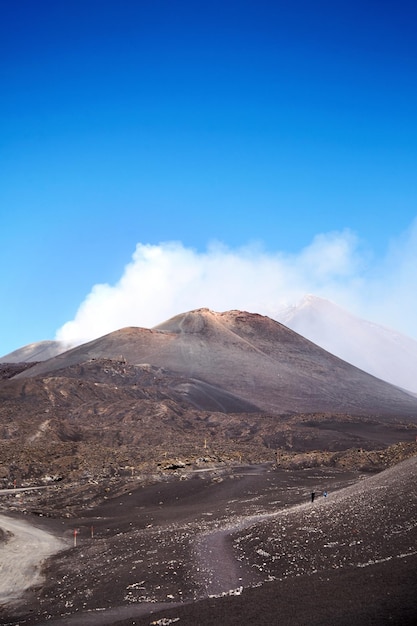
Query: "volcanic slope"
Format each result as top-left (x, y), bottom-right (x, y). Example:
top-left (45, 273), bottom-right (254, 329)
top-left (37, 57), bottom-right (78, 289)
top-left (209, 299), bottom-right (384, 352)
top-left (277, 294), bottom-right (417, 393)
top-left (13, 308), bottom-right (417, 418)
top-left (0, 340), bottom-right (68, 363)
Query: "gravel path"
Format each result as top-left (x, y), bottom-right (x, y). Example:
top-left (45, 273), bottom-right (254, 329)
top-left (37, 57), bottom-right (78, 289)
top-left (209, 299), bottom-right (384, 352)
top-left (0, 514), bottom-right (67, 607)
top-left (2, 460), bottom-right (416, 625)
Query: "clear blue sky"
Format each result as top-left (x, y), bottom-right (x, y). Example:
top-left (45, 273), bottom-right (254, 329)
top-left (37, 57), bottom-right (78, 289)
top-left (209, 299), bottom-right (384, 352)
top-left (1, 0), bottom-right (417, 354)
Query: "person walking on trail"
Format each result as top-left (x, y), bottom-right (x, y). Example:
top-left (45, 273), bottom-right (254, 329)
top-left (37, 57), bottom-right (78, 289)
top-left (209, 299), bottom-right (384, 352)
top-left (311, 491), bottom-right (315, 503)
top-left (323, 490), bottom-right (328, 498)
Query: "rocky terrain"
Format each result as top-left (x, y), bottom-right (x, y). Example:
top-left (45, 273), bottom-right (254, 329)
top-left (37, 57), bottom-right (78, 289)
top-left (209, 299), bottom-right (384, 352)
top-left (0, 309), bottom-right (416, 624)
top-left (1, 309), bottom-right (417, 487)
top-left (0, 455), bottom-right (416, 625)
top-left (11, 310), bottom-right (417, 417)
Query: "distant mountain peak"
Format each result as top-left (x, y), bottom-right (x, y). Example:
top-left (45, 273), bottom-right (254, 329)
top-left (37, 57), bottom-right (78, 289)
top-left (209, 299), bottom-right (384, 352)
top-left (10, 306), bottom-right (417, 419)
top-left (3, 299), bottom-right (417, 396)
top-left (0, 340), bottom-right (70, 363)
top-left (276, 295), bottom-right (417, 393)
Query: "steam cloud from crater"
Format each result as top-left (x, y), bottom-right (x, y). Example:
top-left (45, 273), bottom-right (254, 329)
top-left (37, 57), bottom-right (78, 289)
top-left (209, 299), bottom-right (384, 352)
top-left (56, 218), bottom-right (417, 346)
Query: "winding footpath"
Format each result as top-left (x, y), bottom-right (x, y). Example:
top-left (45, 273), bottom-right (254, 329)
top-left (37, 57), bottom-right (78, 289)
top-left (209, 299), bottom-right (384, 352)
top-left (0, 513), bottom-right (66, 606)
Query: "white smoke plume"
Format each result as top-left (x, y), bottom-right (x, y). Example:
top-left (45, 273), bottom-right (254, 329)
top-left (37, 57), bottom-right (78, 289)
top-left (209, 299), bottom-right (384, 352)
top-left (55, 219), bottom-right (417, 345)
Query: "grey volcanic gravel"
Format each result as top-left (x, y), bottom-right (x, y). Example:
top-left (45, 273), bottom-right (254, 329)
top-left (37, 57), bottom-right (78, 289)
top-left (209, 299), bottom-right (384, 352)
top-left (233, 456), bottom-right (417, 580)
top-left (1, 459), bottom-right (416, 625)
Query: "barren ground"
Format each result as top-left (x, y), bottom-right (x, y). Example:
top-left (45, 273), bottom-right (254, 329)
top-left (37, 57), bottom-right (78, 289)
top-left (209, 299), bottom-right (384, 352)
top-left (0, 513), bottom-right (66, 607)
top-left (2, 312), bottom-right (417, 626)
top-left (1, 457), bottom-right (416, 626)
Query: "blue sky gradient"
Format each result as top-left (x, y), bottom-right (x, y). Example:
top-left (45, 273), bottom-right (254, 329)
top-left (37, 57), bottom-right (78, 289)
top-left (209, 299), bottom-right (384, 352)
top-left (1, 1), bottom-right (417, 353)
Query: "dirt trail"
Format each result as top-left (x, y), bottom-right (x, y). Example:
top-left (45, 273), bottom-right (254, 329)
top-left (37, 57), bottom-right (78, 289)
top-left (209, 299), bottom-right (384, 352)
top-left (0, 466), bottom-right (363, 624)
top-left (0, 514), bottom-right (67, 607)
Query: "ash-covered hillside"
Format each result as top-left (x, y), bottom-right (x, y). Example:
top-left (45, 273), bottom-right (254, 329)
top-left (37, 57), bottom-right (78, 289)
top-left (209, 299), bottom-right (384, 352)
top-left (11, 308), bottom-right (417, 417)
top-left (1, 309), bottom-right (417, 484)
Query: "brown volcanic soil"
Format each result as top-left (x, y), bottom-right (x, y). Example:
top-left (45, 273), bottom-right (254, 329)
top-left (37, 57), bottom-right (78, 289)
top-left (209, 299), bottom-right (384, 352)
top-left (1, 359), bottom-right (417, 488)
top-left (1, 351), bottom-right (417, 497)
top-left (1, 310), bottom-right (417, 624)
top-left (1, 456), bottom-right (416, 625)
top-left (1, 309), bottom-right (417, 488)
top-left (12, 309), bottom-right (417, 417)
